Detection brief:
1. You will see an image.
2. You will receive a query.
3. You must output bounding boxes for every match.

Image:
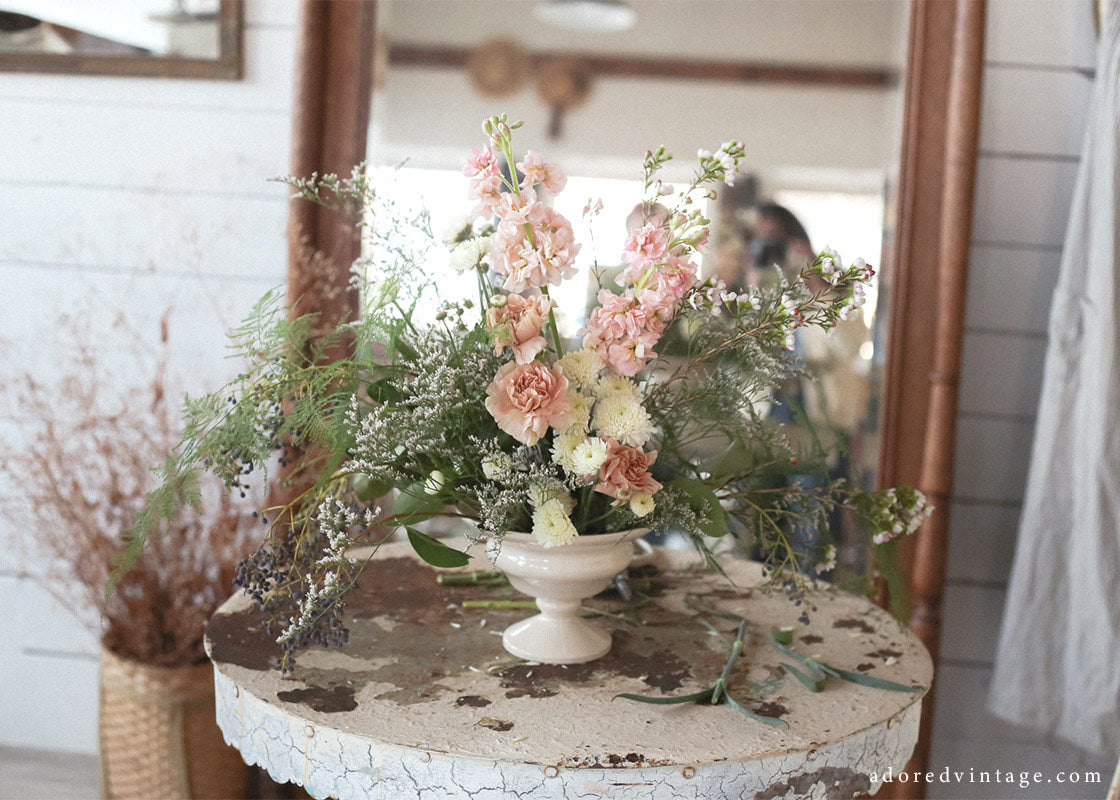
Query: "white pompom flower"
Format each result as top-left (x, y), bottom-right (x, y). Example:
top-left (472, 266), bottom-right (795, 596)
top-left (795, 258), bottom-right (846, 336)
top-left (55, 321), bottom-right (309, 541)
top-left (531, 498), bottom-right (579, 547)
top-left (592, 393), bottom-right (655, 447)
top-left (557, 349), bottom-right (605, 390)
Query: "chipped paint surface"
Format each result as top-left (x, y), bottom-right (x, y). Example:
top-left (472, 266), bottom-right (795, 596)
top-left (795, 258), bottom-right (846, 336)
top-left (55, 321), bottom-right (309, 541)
top-left (207, 543), bottom-right (932, 799)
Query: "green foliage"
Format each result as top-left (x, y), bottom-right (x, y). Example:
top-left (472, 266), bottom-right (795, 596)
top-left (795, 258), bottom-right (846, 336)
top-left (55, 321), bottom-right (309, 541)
top-left (405, 528), bottom-right (472, 568)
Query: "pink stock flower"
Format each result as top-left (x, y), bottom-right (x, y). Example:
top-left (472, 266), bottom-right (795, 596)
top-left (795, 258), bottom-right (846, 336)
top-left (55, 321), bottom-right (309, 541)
top-left (618, 223), bottom-right (671, 284)
top-left (468, 172), bottom-right (505, 217)
top-left (594, 439), bottom-right (662, 503)
top-left (485, 361), bottom-right (573, 446)
top-left (583, 289), bottom-right (669, 376)
top-left (517, 151), bottom-right (567, 194)
top-left (464, 147), bottom-right (499, 178)
top-left (488, 202), bottom-right (580, 293)
top-left (486, 294), bottom-right (553, 364)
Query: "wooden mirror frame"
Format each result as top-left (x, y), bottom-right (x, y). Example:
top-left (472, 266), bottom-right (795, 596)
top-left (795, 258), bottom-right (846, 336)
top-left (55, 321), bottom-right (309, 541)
top-left (285, 1), bottom-right (985, 796)
top-left (0, 0), bottom-right (243, 80)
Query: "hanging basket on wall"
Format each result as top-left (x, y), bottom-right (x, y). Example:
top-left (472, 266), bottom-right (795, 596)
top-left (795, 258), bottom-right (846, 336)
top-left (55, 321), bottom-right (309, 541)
top-left (99, 647), bottom-right (248, 800)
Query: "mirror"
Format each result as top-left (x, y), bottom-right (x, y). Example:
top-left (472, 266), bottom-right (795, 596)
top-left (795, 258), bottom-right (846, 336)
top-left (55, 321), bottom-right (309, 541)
top-left (368, 0), bottom-right (909, 564)
top-left (0, 0), bottom-right (241, 79)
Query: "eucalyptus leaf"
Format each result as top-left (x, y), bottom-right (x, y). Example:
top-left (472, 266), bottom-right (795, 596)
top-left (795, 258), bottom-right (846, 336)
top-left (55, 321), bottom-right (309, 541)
top-left (405, 527), bottom-right (472, 568)
top-left (668, 477), bottom-right (731, 538)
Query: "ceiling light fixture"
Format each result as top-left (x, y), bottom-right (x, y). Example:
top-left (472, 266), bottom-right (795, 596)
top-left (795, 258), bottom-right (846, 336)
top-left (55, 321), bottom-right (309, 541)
top-left (534, 0), bottom-right (637, 33)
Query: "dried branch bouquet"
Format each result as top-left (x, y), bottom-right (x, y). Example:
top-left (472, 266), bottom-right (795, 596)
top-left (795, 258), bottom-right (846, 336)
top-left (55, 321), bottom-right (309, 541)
top-left (0, 315), bottom-right (258, 666)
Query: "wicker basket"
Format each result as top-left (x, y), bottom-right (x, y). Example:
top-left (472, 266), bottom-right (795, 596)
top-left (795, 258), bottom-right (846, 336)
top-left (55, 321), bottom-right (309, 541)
top-left (99, 647), bottom-right (249, 800)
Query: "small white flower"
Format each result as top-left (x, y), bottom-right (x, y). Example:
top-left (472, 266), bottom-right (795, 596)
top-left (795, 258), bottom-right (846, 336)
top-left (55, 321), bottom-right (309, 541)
top-left (531, 498), bottom-right (579, 547)
top-left (448, 236), bottom-right (490, 273)
top-left (570, 437), bottom-right (609, 475)
top-left (593, 374), bottom-right (642, 401)
top-left (819, 544), bottom-right (837, 572)
top-left (550, 429), bottom-right (586, 473)
top-left (557, 350), bottom-right (605, 390)
top-left (629, 492), bottom-right (655, 517)
top-left (481, 452), bottom-right (512, 481)
top-left (592, 393), bottom-right (655, 447)
top-left (565, 391), bottom-right (593, 433)
top-left (442, 215), bottom-right (475, 246)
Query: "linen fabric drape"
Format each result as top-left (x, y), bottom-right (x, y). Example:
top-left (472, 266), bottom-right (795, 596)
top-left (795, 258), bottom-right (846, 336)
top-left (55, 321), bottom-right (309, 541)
top-left (988, 2), bottom-right (1120, 756)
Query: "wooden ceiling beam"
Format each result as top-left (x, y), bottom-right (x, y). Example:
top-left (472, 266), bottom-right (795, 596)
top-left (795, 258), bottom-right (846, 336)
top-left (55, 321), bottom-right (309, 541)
top-left (388, 42), bottom-right (897, 89)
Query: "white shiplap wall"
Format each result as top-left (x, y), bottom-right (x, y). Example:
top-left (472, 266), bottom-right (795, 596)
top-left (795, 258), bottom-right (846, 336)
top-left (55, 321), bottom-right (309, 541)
top-left (930, 1), bottom-right (1115, 797)
top-left (0, 1), bottom-right (298, 755)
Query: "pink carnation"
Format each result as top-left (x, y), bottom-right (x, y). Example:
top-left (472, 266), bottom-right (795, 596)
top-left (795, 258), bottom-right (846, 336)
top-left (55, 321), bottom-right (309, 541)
top-left (488, 202), bottom-right (580, 293)
top-left (486, 294), bottom-right (553, 364)
top-left (517, 150), bottom-right (567, 194)
top-left (485, 361), bottom-right (573, 446)
top-left (594, 439), bottom-right (663, 503)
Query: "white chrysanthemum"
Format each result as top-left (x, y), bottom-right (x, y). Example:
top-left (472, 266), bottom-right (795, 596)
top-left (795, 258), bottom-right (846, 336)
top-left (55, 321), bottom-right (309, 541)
top-left (449, 236), bottom-right (490, 272)
top-left (569, 437), bottom-right (608, 475)
top-left (594, 374), bottom-right (642, 401)
top-left (481, 452), bottom-right (512, 481)
top-left (550, 429), bottom-right (585, 473)
top-left (527, 481), bottom-right (575, 512)
top-left (565, 391), bottom-right (593, 433)
top-left (531, 498), bottom-right (579, 547)
top-left (629, 492), bottom-right (655, 517)
top-left (592, 393), bottom-right (655, 447)
top-left (442, 215), bottom-right (475, 246)
top-left (558, 349), bottom-right (605, 389)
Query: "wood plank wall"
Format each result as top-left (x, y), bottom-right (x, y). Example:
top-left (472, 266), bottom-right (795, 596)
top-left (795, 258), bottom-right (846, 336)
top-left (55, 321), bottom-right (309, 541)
top-left (0, 1), bottom-right (298, 754)
top-left (928, 1), bottom-right (1113, 795)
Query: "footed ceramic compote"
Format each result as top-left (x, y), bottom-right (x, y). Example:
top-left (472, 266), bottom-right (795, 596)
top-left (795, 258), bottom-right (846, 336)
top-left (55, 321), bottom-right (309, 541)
top-left (491, 528), bottom-right (648, 664)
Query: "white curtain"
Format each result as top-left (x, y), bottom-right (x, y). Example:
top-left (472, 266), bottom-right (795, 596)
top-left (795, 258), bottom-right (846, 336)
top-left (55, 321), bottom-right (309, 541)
top-left (988, 2), bottom-right (1120, 756)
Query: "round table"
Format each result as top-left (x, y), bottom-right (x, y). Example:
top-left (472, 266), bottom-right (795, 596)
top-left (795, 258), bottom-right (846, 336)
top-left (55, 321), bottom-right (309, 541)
top-left (206, 542), bottom-right (932, 799)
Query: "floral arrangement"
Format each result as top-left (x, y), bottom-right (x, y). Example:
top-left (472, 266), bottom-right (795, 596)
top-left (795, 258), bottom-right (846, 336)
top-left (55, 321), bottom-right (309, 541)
top-left (1, 315), bottom-right (258, 667)
top-left (120, 115), bottom-right (930, 672)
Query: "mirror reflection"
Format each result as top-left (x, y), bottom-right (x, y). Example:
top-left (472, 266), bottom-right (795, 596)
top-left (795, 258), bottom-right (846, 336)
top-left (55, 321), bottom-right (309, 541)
top-left (369, 0), bottom-right (908, 565)
top-left (0, 0), bottom-right (221, 59)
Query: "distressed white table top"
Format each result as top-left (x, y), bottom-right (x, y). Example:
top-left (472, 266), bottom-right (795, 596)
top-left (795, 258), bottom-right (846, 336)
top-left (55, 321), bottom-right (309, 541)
top-left (206, 542), bottom-right (931, 800)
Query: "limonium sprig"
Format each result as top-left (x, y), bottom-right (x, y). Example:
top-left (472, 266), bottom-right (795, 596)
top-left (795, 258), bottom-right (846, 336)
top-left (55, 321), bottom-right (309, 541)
top-left (118, 115), bottom-right (930, 671)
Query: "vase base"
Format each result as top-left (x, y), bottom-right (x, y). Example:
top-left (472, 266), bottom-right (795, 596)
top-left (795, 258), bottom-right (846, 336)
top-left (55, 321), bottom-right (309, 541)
top-left (501, 614), bottom-right (612, 664)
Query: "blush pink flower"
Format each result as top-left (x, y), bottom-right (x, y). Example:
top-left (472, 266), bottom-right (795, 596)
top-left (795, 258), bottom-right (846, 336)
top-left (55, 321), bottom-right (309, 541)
top-left (582, 289), bottom-right (668, 376)
top-left (489, 202), bottom-right (580, 293)
top-left (486, 294), bottom-right (553, 364)
top-left (464, 147), bottom-right (499, 178)
top-left (618, 223), bottom-right (671, 284)
top-left (485, 361), bottom-right (573, 446)
top-left (594, 439), bottom-right (662, 503)
top-left (517, 150), bottom-right (567, 194)
top-left (468, 172), bottom-right (505, 217)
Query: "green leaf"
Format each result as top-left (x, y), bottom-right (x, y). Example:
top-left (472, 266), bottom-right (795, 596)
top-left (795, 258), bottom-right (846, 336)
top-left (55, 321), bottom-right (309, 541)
top-left (612, 688), bottom-right (714, 705)
top-left (781, 661), bottom-right (826, 692)
top-left (394, 482), bottom-right (445, 526)
top-left (724, 692), bottom-right (789, 727)
top-left (823, 665), bottom-right (924, 693)
top-left (771, 626), bottom-right (793, 645)
top-left (668, 477), bottom-right (731, 538)
top-left (352, 473), bottom-right (395, 502)
top-left (405, 527), bottom-right (471, 568)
